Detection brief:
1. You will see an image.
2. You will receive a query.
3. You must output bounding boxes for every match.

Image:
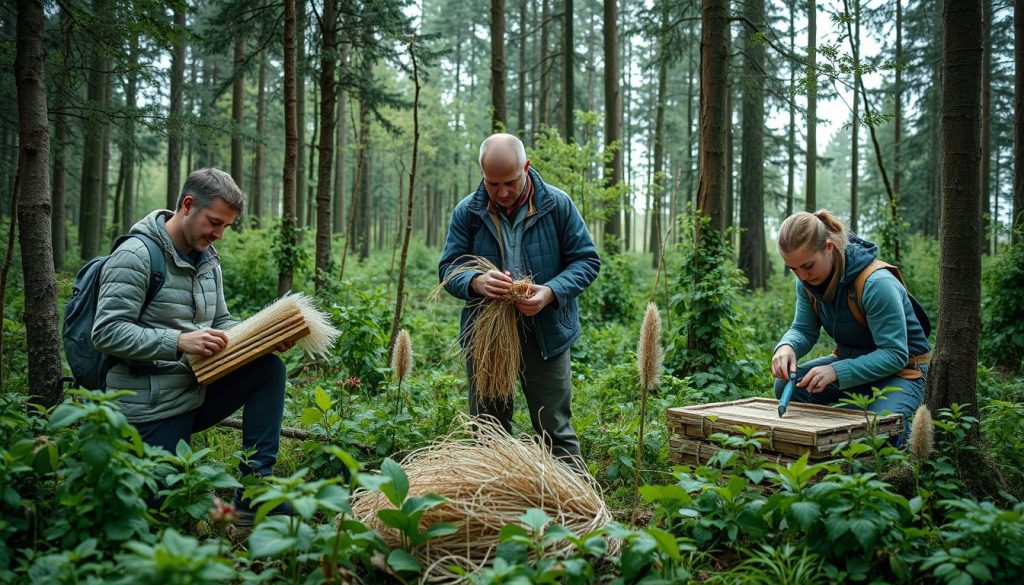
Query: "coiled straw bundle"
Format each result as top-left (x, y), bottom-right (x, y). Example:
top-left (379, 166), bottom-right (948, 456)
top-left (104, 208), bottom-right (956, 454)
top-left (435, 256), bottom-right (533, 402)
top-left (349, 416), bottom-right (615, 582)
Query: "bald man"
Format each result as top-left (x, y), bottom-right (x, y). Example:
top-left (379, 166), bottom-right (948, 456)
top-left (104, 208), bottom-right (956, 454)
top-left (438, 133), bottom-right (601, 468)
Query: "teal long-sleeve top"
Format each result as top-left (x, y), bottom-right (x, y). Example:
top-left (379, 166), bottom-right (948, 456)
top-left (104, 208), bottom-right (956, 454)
top-left (774, 237), bottom-right (930, 390)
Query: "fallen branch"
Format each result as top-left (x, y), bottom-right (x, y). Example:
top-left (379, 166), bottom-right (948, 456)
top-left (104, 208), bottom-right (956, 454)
top-left (218, 417), bottom-right (374, 455)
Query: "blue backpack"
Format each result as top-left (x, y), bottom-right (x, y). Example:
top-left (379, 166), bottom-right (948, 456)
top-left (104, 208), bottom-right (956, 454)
top-left (62, 234), bottom-right (166, 389)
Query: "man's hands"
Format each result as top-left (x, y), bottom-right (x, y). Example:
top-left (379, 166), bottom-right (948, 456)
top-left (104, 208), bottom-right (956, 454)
top-left (178, 328), bottom-right (228, 357)
top-left (179, 329), bottom-right (296, 357)
top-left (471, 270), bottom-right (514, 299)
top-left (516, 284), bottom-right (555, 316)
top-left (470, 271), bottom-right (556, 316)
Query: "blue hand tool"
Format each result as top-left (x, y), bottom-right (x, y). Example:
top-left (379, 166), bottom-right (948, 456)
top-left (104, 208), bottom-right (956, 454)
top-left (778, 372), bottom-right (798, 417)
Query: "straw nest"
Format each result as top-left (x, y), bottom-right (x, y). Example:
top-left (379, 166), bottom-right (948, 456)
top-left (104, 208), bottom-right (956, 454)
top-left (222, 292), bottom-right (340, 357)
top-left (435, 256), bottom-right (533, 402)
top-left (349, 416), bottom-right (615, 582)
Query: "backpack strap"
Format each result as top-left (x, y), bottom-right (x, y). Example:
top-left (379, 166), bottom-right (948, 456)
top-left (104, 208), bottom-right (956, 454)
top-left (848, 259), bottom-right (903, 329)
top-left (111, 233), bottom-right (167, 314)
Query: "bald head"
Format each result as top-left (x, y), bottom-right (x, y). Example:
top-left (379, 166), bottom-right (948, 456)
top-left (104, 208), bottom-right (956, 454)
top-left (479, 133), bottom-right (527, 170)
top-left (478, 133), bottom-right (531, 209)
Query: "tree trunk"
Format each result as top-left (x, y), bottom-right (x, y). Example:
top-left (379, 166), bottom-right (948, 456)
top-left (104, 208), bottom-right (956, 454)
top-left (518, 0), bottom-right (527, 134)
top-left (306, 83), bottom-right (318, 229)
top-left (277, 0), bottom-right (298, 296)
top-left (650, 37), bottom-right (667, 269)
top-left (1015, 0), bottom-right (1024, 238)
top-left (389, 39), bottom-right (421, 352)
top-left (251, 53), bottom-right (266, 225)
top-left (167, 5), bottom-right (185, 210)
top-left (295, 0), bottom-right (307, 230)
top-left (785, 0), bottom-right (796, 221)
top-left (121, 32), bottom-right (138, 233)
top-left (739, 0), bottom-right (766, 289)
top-left (602, 0), bottom-right (622, 249)
top-left (849, 0), bottom-right (860, 233)
top-left (490, 0), bottom-right (507, 131)
top-left (980, 0), bottom-right (992, 253)
top-left (540, 0), bottom-right (550, 129)
top-left (894, 0), bottom-right (902, 224)
top-left (563, 0), bottom-right (574, 142)
top-left (805, 0), bottom-right (817, 211)
top-left (78, 0), bottom-right (107, 261)
top-left (232, 38), bottom-right (245, 228)
top-left (314, 0), bottom-right (337, 293)
top-left (697, 0), bottom-right (727, 231)
top-left (16, 0), bottom-right (63, 407)
top-left (926, 0), bottom-right (983, 427)
top-left (333, 42), bottom-right (349, 234)
top-left (52, 105), bottom-right (66, 272)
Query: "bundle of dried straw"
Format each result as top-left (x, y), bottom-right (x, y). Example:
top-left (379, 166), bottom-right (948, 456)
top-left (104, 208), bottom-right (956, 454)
top-left (190, 292), bottom-right (340, 384)
top-left (349, 416), bottom-right (615, 582)
top-left (436, 256), bottom-right (533, 402)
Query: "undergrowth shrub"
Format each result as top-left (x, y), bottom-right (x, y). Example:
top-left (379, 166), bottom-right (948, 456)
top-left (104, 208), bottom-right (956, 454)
top-left (981, 232), bottom-right (1024, 371)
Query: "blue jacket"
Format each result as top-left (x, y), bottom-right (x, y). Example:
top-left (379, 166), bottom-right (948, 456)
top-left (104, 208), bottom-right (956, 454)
top-left (776, 236), bottom-right (930, 389)
top-left (439, 168), bottom-right (601, 359)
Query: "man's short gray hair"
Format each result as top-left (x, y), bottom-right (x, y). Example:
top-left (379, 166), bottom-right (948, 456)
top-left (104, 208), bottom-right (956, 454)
top-left (479, 133), bottom-right (527, 169)
top-left (176, 168), bottom-right (245, 213)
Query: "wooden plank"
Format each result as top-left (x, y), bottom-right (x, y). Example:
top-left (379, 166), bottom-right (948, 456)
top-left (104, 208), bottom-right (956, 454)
top-left (668, 437), bottom-right (799, 466)
top-left (191, 310), bottom-right (303, 374)
top-left (195, 324), bottom-right (309, 385)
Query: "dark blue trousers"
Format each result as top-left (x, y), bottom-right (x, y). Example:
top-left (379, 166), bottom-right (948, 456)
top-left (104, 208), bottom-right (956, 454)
top-left (134, 354), bottom-right (287, 476)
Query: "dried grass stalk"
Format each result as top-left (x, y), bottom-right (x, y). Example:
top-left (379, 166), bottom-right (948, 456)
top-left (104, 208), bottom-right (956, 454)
top-left (637, 302), bottom-right (663, 392)
top-left (909, 404), bottom-right (934, 460)
top-left (435, 256), bottom-right (533, 402)
top-left (349, 416), bottom-right (615, 582)
top-left (392, 329), bottom-right (413, 382)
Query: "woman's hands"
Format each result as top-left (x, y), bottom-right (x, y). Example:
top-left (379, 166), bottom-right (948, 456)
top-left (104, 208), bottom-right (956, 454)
top-left (798, 365), bottom-right (837, 393)
top-left (771, 345), bottom-right (797, 380)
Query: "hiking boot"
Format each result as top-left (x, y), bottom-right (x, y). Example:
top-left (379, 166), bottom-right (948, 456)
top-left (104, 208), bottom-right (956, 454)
top-left (232, 489), bottom-right (295, 527)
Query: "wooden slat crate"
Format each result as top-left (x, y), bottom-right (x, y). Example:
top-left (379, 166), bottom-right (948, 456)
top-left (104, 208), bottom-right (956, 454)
top-left (667, 397), bottom-right (903, 464)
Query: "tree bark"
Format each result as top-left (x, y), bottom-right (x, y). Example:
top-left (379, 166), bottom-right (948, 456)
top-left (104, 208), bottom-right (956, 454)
top-left (805, 0), bottom-right (817, 212)
top-left (278, 0), bottom-right (298, 296)
top-left (740, 0), bottom-right (766, 289)
top-left (926, 0), bottom-right (983, 426)
top-left (1015, 0), bottom-right (1024, 238)
top-left (167, 4), bottom-right (185, 210)
top-left (697, 0), bottom-right (727, 231)
top-left (602, 0), bottom-right (622, 249)
top-left (563, 0), bottom-right (574, 142)
top-left (251, 53), bottom-right (266, 224)
top-left (490, 0), bottom-right (507, 131)
top-left (314, 0), bottom-right (337, 293)
top-left (231, 38), bottom-right (245, 228)
top-left (540, 0), bottom-right (550, 129)
top-left (16, 0), bottom-right (63, 407)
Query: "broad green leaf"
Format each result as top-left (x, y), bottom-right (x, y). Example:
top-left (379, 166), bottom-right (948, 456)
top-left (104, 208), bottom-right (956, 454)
top-left (387, 549), bottom-right (422, 574)
top-left (314, 386), bottom-right (333, 412)
top-left (788, 501), bottom-right (821, 529)
top-left (520, 508), bottom-right (551, 532)
top-left (380, 458), bottom-right (409, 507)
top-left (250, 523), bottom-right (297, 557)
top-left (646, 527), bottom-right (681, 562)
top-left (49, 404), bottom-right (87, 430)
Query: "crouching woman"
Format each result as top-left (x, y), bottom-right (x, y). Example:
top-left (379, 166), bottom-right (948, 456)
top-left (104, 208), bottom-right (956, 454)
top-left (770, 210), bottom-right (930, 446)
